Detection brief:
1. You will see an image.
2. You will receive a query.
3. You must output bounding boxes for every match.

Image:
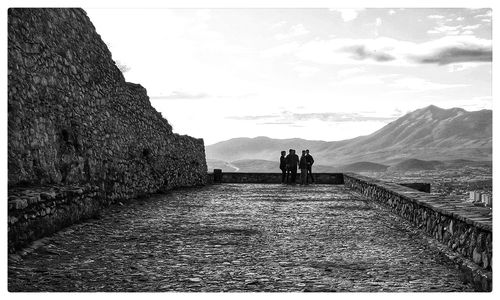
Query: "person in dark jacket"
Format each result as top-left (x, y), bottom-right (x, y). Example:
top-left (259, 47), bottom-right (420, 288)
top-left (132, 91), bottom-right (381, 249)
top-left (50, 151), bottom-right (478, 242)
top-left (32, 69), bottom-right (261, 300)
top-left (299, 150), bottom-right (308, 185)
top-left (305, 149), bottom-right (315, 183)
top-left (285, 149), bottom-right (292, 183)
top-left (279, 151), bottom-right (287, 184)
top-left (285, 149), bottom-right (299, 184)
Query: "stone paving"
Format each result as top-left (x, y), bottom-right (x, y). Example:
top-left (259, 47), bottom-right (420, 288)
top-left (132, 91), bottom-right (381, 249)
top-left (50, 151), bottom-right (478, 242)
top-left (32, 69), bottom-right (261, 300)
top-left (8, 184), bottom-right (474, 292)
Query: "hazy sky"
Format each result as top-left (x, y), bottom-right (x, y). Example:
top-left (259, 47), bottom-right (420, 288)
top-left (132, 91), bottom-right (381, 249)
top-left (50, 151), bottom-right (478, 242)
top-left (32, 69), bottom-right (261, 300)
top-left (86, 8), bottom-right (492, 145)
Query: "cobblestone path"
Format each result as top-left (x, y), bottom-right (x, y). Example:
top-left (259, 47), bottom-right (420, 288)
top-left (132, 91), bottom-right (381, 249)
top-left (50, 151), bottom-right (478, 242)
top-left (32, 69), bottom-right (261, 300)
top-left (8, 184), bottom-right (474, 292)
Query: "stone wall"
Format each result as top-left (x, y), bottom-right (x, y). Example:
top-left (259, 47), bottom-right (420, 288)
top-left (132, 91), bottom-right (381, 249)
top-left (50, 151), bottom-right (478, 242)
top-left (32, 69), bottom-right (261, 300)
top-left (210, 171), bottom-right (345, 184)
top-left (343, 173), bottom-right (492, 291)
top-left (8, 8), bottom-right (207, 250)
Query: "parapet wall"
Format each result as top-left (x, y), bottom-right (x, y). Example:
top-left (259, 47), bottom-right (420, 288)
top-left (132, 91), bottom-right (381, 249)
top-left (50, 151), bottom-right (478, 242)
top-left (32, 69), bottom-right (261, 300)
top-left (8, 8), bottom-right (207, 251)
top-left (343, 173), bottom-right (492, 291)
top-left (214, 172), bottom-right (344, 184)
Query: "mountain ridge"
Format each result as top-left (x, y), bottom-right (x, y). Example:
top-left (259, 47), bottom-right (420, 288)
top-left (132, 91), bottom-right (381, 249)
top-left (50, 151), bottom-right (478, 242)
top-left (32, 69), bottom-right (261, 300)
top-left (205, 105), bottom-right (492, 165)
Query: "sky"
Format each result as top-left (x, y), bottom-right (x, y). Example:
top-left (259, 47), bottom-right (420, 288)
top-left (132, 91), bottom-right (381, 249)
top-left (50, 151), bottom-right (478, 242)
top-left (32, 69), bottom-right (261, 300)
top-left (86, 8), bottom-right (492, 145)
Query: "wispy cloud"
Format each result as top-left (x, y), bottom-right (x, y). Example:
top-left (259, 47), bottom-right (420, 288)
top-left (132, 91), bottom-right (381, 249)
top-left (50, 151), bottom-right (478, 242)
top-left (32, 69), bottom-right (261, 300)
top-left (340, 44), bottom-right (395, 62)
top-left (427, 22), bottom-right (483, 36)
top-left (226, 115), bottom-right (277, 120)
top-left (428, 15), bottom-right (445, 20)
top-left (409, 36), bottom-right (492, 65)
top-left (329, 9), bottom-right (364, 22)
top-left (473, 9), bottom-right (492, 22)
top-left (227, 111), bottom-right (397, 123)
top-left (267, 36), bottom-right (491, 66)
top-left (289, 112), bottom-right (397, 122)
top-left (151, 91), bottom-right (210, 100)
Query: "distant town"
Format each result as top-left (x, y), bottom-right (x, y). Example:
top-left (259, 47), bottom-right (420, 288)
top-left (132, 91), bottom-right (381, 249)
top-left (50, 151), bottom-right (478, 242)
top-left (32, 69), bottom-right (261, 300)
top-left (360, 165), bottom-right (492, 208)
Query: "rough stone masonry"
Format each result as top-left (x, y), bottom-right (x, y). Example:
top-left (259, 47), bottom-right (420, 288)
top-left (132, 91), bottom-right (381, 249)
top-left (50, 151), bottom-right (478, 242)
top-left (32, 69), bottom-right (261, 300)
top-left (8, 8), bottom-right (207, 251)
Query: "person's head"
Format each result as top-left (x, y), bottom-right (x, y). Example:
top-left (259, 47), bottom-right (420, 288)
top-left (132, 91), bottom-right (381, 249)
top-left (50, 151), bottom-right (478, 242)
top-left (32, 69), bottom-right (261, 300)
top-left (289, 149), bottom-right (293, 154)
top-left (302, 150), bottom-right (306, 156)
top-left (281, 151), bottom-right (286, 156)
top-left (306, 149), bottom-right (310, 154)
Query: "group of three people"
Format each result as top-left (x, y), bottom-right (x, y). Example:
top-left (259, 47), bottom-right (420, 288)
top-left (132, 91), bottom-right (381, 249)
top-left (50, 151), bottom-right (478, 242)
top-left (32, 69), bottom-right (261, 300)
top-left (280, 149), bottom-right (314, 185)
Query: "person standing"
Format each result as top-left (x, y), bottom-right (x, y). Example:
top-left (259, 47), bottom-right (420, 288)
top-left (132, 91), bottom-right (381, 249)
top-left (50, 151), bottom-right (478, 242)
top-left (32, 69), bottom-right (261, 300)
top-left (279, 151), bottom-right (287, 184)
top-left (305, 149), bottom-right (315, 184)
top-left (285, 149), bottom-right (293, 184)
top-left (287, 149), bottom-right (299, 184)
top-left (299, 150), bottom-right (308, 185)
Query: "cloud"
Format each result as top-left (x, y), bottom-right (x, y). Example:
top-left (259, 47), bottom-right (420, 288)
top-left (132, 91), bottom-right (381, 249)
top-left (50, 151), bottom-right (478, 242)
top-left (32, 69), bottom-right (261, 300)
top-left (329, 9), bottom-right (364, 22)
top-left (290, 112), bottom-right (396, 122)
top-left (340, 45), bottom-right (395, 62)
top-left (427, 25), bottom-right (461, 35)
top-left (267, 35), bottom-right (491, 67)
top-left (227, 111), bottom-right (396, 124)
top-left (295, 37), bottom-right (406, 65)
top-left (447, 63), bottom-right (480, 72)
top-left (427, 23), bottom-right (482, 36)
top-left (151, 91), bottom-right (210, 100)
top-left (428, 15), bottom-right (445, 19)
top-left (474, 9), bottom-right (492, 20)
top-left (257, 122), bottom-right (295, 125)
top-left (409, 36), bottom-right (492, 65)
top-left (275, 24), bottom-right (309, 40)
top-left (462, 24), bottom-right (482, 30)
top-left (226, 114), bottom-right (278, 120)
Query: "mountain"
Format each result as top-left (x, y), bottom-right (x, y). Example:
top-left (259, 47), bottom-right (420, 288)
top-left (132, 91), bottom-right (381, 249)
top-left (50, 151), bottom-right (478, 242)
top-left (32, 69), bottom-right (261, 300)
top-left (205, 137), bottom-right (330, 164)
top-left (389, 158), bottom-right (444, 171)
top-left (206, 159), bottom-right (238, 172)
top-left (206, 105), bottom-right (492, 165)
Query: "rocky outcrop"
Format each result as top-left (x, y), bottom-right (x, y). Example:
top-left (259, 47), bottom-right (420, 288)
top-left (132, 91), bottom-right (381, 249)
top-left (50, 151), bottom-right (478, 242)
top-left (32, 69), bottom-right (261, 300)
top-left (8, 8), bottom-right (207, 250)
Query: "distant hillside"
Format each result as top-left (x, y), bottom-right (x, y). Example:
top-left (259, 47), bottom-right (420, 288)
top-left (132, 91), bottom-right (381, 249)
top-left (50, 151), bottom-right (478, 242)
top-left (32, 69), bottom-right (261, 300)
top-left (206, 159), bottom-right (238, 172)
top-left (205, 137), bottom-right (330, 164)
top-left (206, 105), bottom-right (492, 165)
top-left (207, 159), bottom-right (339, 173)
top-left (231, 159), bottom-right (278, 173)
top-left (389, 159), bottom-right (444, 171)
top-left (207, 157), bottom-right (491, 173)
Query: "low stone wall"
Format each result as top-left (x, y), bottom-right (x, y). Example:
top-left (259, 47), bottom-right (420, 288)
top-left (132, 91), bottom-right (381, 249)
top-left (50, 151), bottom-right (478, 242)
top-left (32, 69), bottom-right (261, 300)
top-left (343, 172), bottom-right (492, 291)
top-left (215, 172), bottom-right (345, 184)
top-left (8, 184), bottom-right (102, 252)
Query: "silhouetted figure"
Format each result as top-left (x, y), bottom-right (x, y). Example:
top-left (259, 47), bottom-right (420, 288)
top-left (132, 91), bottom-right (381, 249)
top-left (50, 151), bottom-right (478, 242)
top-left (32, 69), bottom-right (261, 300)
top-left (306, 149), bottom-right (315, 184)
top-left (285, 149), bottom-right (292, 183)
top-left (279, 150), bottom-right (287, 184)
top-left (299, 150), bottom-right (308, 185)
top-left (285, 149), bottom-right (299, 184)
